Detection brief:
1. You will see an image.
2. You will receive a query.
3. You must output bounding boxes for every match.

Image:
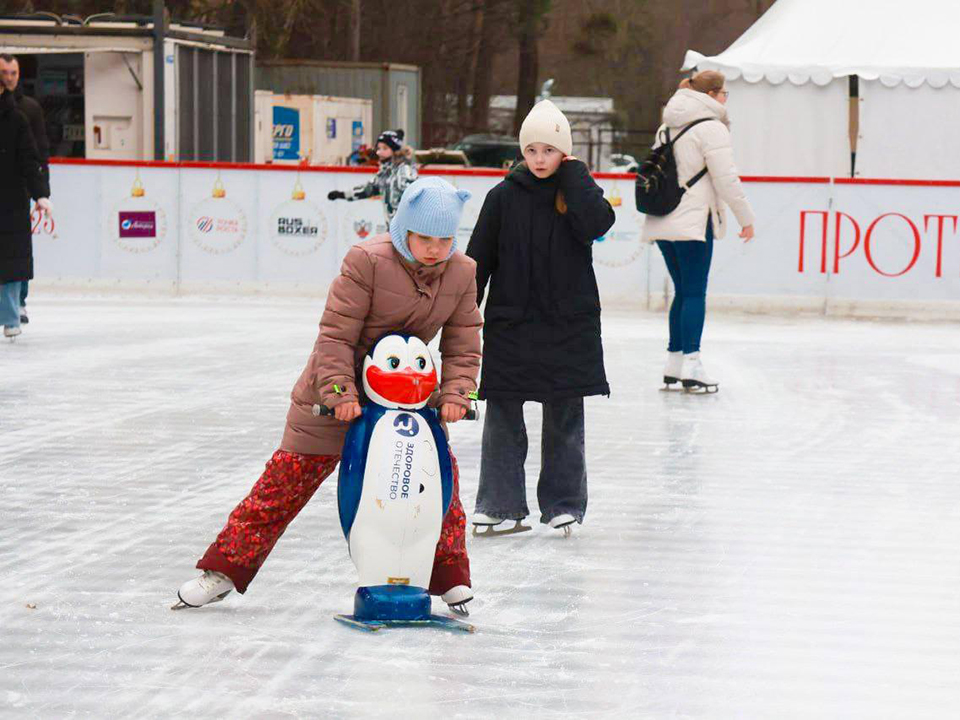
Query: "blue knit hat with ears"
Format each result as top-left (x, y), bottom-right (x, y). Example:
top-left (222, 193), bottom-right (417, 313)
top-left (389, 177), bottom-right (471, 263)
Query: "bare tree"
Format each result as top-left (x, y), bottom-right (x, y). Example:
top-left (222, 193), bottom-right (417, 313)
top-left (512, 0), bottom-right (551, 135)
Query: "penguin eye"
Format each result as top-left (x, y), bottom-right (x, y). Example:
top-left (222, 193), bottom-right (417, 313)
top-left (387, 356), bottom-right (401, 370)
top-left (416, 357), bottom-right (427, 370)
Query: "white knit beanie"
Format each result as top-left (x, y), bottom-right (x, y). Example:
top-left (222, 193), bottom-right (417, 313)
top-left (518, 99), bottom-right (573, 156)
top-left (389, 177), bottom-right (471, 263)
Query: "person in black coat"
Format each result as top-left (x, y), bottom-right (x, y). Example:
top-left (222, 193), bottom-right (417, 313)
top-left (466, 99), bottom-right (615, 535)
top-left (0, 85), bottom-right (51, 339)
top-left (1, 54), bottom-right (51, 323)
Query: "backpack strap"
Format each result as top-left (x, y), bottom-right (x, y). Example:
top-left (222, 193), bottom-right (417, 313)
top-left (671, 119), bottom-right (716, 191)
top-left (669, 118), bottom-right (714, 145)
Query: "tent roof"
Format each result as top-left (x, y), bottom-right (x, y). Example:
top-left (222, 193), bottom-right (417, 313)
top-left (683, 0), bottom-right (960, 88)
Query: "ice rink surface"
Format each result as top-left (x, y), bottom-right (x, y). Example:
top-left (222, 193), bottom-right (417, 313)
top-left (2, 295), bottom-right (959, 718)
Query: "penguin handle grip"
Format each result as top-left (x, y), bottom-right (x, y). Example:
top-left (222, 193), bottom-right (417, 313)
top-left (464, 408), bottom-right (479, 421)
top-left (312, 404), bottom-right (334, 417)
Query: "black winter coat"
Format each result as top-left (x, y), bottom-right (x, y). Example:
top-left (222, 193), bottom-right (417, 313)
top-left (466, 160), bottom-right (615, 401)
top-left (14, 87), bottom-right (50, 167)
top-left (0, 90), bottom-right (49, 284)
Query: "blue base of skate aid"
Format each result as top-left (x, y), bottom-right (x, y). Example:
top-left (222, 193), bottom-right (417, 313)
top-left (334, 585), bottom-right (475, 633)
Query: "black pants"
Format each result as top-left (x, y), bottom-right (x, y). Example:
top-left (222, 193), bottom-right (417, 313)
top-left (475, 396), bottom-right (588, 524)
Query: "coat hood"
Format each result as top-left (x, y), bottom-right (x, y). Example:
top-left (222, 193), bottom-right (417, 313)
top-left (661, 88), bottom-right (729, 129)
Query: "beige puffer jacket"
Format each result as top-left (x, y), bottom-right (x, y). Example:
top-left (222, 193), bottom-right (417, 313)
top-left (280, 235), bottom-right (482, 456)
top-left (641, 88), bottom-right (755, 242)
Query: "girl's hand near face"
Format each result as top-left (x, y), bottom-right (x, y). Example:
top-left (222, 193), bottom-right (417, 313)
top-left (562, 156), bottom-right (579, 162)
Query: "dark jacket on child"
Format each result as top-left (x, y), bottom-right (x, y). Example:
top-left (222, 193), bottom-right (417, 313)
top-left (466, 159), bottom-right (615, 401)
top-left (0, 90), bottom-right (49, 284)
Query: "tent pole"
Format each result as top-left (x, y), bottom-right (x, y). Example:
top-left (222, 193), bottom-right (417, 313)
top-left (848, 75), bottom-right (859, 178)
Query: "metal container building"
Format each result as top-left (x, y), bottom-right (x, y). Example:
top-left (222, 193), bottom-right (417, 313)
top-left (0, 12), bottom-right (254, 162)
top-left (256, 60), bottom-right (421, 149)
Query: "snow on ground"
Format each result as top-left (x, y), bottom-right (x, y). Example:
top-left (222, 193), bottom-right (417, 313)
top-left (2, 295), bottom-right (959, 718)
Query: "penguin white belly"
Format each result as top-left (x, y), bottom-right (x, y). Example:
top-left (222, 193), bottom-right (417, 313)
top-left (349, 410), bottom-right (444, 589)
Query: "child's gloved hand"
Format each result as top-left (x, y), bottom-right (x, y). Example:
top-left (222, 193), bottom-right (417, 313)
top-left (334, 402), bottom-right (362, 422)
top-left (440, 403), bottom-right (467, 423)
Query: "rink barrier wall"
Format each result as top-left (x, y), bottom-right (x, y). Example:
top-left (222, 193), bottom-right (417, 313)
top-left (31, 159), bottom-right (960, 319)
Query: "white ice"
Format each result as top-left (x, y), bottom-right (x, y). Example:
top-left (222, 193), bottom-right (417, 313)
top-left (2, 295), bottom-right (959, 718)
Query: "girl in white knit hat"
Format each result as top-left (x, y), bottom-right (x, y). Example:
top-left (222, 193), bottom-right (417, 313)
top-left (466, 100), bottom-right (615, 537)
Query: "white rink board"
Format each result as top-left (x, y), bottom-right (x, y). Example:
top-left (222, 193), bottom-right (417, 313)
top-left (32, 162), bottom-right (960, 315)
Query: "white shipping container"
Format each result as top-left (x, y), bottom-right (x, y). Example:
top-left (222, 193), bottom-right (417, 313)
top-left (255, 92), bottom-right (372, 165)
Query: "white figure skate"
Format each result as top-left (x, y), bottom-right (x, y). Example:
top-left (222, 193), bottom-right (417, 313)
top-left (548, 513), bottom-right (577, 538)
top-left (441, 585), bottom-right (474, 617)
top-left (681, 352), bottom-right (719, 394)
top-left (471, 512), bottom-right (532, 537)
top-left (171, 570), bottom-right (235, 609)
top-left (661, 351), bottom-right (684, 391)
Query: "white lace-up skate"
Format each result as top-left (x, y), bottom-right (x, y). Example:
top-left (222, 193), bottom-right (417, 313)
top-left (4, 325), bottom-right (22, 340)
top-left (171, 570), bottom-right (235, 609)
top-left (661, 351), bottom-right (684, 391)
top-left (681, 352), bottom-right (719, 393)
top-left (471, 512), bottom-right (532, 537)
top-left (441, 585), bottom-right (474, 617)
top-left (548, 513), bottom-right (577, 538)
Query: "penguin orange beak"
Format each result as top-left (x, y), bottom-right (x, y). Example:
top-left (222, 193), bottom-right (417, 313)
top-left (365, 366), bottom-right (438, 405)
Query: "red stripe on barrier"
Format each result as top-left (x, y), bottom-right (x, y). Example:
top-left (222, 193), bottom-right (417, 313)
top-left (834, 177), bottom-right (960, 187)
top-left (47, 159), bottom-right (960, 187)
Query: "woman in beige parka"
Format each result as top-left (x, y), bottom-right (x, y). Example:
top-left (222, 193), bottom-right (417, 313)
top-left (642, 70), bottom-right (756, 393)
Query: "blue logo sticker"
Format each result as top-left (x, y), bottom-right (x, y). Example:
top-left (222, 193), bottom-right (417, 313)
top-left (273, 106), bottom-right (300, 161)
top-left (393, 413), bottom-right (420, 437)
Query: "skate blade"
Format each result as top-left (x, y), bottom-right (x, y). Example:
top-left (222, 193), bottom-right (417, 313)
top-left (472, 521), bottom-right (533, 537)
top-left (170, 589), bottom-right (231, 610)
top-left (448, 602), bottom-right (471, 617)
top-left (334, 614), bottom-right (476, 633)
top-left (681, 381), bottom-right (718, 394)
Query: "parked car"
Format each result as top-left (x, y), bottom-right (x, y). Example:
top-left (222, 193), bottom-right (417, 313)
top-left (606, 153), bottom-right (638, 173)
top-left (452, 134), bottom-right (520, 169)
top-left (414, 148), bottom-right (471, 171)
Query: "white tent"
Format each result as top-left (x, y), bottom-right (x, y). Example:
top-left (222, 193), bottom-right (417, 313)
top-left (683, 0), bottom-right (960, 179)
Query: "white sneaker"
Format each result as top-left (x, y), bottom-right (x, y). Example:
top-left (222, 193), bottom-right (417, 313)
top-left (172, 570), bottom-right (235, 609)
top-left (681, 352), bottom-right (718, 393)
top-left (663, 351), bottom-right (683, 388)
top-left (441, 585), bottom-right (474, 616)
top-left (548, 513), bottom-right (577, 537)
top-left (4, 326), bottom-right (22, 339)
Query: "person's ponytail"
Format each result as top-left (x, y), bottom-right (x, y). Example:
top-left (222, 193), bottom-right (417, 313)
top-left (680, 70), bottom-right (725, 94)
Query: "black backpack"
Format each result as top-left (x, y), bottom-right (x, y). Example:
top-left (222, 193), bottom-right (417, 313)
top-left (635, 119), bottom-right (714, 216)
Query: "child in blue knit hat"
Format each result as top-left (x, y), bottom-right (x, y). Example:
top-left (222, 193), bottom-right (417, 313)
top-left (176, 177), bottom-right (484, 617)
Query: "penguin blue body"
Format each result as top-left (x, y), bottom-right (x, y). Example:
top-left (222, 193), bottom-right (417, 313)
top-left (330, 334), bottom-right (470, 631)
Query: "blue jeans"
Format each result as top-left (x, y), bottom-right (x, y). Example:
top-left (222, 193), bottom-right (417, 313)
top-left (20, 281), bottom-right (28, 307)
top-left (656, 220), bottom-right (715, 354)
top-left (1, 282), bottom-right (23, 328)
top-left (475, 397), bottom-right (588, 524)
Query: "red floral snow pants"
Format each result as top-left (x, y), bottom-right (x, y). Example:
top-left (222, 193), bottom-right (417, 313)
top-left (197, 449), bottom-right (470, 596)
